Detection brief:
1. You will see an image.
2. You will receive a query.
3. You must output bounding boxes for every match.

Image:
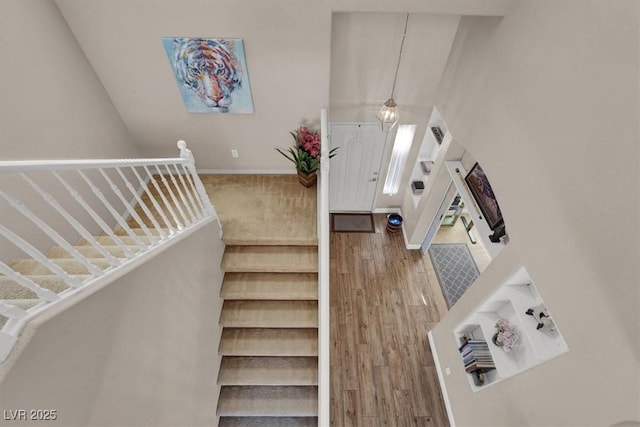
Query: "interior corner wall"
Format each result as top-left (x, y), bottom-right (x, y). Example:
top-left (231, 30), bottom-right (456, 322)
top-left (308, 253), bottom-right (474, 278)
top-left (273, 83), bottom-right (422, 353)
top-left (0, 0), bottom-right (137, 160)
top-left (428, 1), bottom-right (639, 426)
top-left (0, 221), bottom-right (225, 427)
top-left (0, 0), bottom-right (142, 262)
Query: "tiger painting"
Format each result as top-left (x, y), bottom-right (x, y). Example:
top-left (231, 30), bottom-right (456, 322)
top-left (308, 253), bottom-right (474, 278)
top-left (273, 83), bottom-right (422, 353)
top-left (163, 37), bottom-right (254, 113)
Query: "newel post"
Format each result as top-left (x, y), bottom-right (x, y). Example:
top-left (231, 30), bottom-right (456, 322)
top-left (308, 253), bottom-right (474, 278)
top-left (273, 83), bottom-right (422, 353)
top-left (177, 141), bottom-right (222, 233)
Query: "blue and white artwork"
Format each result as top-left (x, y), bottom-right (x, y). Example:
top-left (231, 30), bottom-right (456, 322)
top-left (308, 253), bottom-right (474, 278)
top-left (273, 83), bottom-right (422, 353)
top-left (162, 37), bottom-right (254, 113)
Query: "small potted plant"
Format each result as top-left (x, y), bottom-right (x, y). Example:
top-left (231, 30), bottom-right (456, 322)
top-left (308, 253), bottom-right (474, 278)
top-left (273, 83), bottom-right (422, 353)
top-left (276, 125), bottom-right (337, 187)
top-left (492, 316), bottom-right (519, 352)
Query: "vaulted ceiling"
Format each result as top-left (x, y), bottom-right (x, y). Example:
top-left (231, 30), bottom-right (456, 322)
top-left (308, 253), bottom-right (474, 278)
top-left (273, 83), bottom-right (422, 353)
top-left (54, 0), bottom-right (509, 169)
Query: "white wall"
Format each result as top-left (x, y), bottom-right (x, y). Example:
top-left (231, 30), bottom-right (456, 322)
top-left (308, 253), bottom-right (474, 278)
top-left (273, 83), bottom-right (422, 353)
top-left (0, 0), bottom-right (137, 160)
top-left (0, 0), bottom-right (142, 262)
top-left (54, 0), bottom-right (333, 170)
top-left (0, 221), bottom-right (225, 427)
top-left (428, 1), bottom-right (639, 425)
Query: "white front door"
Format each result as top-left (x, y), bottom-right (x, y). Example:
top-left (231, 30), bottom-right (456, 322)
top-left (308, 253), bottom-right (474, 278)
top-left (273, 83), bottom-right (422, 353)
top-left (329, 123), bottom-right (387, 212)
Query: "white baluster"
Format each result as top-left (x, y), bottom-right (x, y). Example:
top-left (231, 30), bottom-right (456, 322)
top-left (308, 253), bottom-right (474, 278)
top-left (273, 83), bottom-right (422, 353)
top-left (177, 141), bottom-right (219, 220)
top-left (115, 168), bottom-right (166, 240)
top-left (77, 171), bottom-right (148, 251)
top-left (0, 225), bottom-right (82, 288)
top-left (153, 165), bottom-right (190, 226)
top-left (130, 167), bottom-right (174, 235)
top-left (0, 190), bottom-right (103, 276)
top-left (53, 172), bottom-right (136, 259)
top-left (172, 164), bottom-right (202, 220)
top-left (0, 262), bottom-right (59, 302)
top-left (98, 168), bottom-right (156, 243)
top-left (0, 301), bottom-right (28, 319)
top-left (179, 163), bottom-right (206, 216)
top-left (143, 166), bottom-right (182, 230)
top-left (163, 164), bottom-right (196, 222)
top-left (20, 173), bottom-right (120, 267)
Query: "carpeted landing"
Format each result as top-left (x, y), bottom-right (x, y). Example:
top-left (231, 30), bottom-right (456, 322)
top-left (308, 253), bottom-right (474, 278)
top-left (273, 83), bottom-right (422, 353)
top-left (202, 174), bottom-right (317, 246)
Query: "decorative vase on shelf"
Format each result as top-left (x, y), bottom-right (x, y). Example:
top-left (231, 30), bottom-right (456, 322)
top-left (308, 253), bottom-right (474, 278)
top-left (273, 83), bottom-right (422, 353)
top-left (492, 333), bottom-right (501, 347)
top-left (297, 169), bottom-right (317, 187)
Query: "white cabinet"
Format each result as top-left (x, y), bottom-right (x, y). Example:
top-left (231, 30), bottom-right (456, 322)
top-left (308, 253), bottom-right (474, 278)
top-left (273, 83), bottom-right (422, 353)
top-left (454, 266), bottom-right (569, 391)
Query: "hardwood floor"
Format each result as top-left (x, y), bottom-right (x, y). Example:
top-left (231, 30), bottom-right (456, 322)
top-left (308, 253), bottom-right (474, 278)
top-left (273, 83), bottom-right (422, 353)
top-left (330, 215), bottom-right (450, 427)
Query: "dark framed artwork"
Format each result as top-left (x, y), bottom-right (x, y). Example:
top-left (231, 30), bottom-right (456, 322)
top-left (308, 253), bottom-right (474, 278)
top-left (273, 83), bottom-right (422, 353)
top-left (464, 163), bottom-right (504, 230)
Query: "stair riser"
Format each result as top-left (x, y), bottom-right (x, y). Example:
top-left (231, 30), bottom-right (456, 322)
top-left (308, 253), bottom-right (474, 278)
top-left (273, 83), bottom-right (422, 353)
top-left (217, 386), bottom-right (318, 417)
top-left (218, 417), bottom-right (318, 427)
top-left (221, 246), bottom-right (318, 274)
top-left (219, 329), bottom-right (318, 357)
top-left (220, 301), bottom-right (318, 328)
top-left (218, 356), bottom-right (318, 386)
top-left (221, 273), bottom-right (318, 300)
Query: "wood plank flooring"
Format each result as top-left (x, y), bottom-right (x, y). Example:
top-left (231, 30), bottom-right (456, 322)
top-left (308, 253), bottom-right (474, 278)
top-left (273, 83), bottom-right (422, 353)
top-left (330, 215), bottom-right (450, 426)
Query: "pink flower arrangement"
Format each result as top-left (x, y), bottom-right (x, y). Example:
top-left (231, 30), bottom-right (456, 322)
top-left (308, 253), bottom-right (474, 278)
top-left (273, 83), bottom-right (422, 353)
top-left (275, 125), bottom-right (338, 174)
top-left (295, 126), bottom-right (321, 159)
top-left (494, 316), bottom-right (519, 351)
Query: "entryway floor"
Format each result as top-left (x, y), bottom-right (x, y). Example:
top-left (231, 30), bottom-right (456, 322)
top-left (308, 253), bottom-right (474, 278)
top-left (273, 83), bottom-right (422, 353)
top-left (432, 212), bottom-right (491, 273)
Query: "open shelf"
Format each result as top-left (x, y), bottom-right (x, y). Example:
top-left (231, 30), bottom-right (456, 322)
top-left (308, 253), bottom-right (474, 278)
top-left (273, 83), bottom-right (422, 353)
top-left (454, 267), bottom-right (569, 391)
top-left (410, 107), bottom-right (451, 208)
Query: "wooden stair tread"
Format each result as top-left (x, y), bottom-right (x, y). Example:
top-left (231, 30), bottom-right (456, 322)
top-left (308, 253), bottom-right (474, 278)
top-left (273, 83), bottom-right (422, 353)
top-left (221, 273), bottom-right (317, 300)
top-left (217, 386), bottom-right (318, 416)
top-left (218, 416), bottom-right (318, 427)
top-left (221, 301), bottom-right (318, 328)
top-left (219, 328), bottom-right (318, 356)
top-left (218, 356), bottom-right (317, 386)
top-left (222, 246), bottom-right (318, 273)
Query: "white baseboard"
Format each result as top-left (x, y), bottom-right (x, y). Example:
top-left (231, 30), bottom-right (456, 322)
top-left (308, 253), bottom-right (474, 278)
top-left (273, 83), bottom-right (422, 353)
top-left (372, 207), bottom-right (401, 214)
top-left (428, 330), bottom-right (456, 427)
top-left (196, 169), bottom-right (296, 175)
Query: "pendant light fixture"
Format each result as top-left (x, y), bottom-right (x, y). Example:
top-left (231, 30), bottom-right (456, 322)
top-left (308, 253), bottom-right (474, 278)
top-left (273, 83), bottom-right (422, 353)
top-left (376, 13), bottom-right (409, 131)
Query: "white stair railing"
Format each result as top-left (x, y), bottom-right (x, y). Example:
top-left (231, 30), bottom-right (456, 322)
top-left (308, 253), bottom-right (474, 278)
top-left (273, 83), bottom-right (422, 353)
top-left (317, 108), bottom-right (331, 425)
top-left (0, 141), bottom-right (220, 363)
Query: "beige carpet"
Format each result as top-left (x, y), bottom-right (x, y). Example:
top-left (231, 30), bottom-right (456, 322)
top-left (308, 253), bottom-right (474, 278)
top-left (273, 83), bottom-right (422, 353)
top-left (201, 175), bottom-right (317, 246)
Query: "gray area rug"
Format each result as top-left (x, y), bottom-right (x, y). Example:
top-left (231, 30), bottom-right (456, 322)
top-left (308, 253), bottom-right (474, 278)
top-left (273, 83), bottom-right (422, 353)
top-left (331, 213), bottom-right (375, 233)
top-left (428, 244), bottom-right (480, 308)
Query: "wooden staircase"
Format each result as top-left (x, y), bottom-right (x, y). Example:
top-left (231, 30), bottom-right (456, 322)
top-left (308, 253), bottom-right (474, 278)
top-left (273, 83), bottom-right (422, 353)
top-left (217, 244), bottom-right (319, 425)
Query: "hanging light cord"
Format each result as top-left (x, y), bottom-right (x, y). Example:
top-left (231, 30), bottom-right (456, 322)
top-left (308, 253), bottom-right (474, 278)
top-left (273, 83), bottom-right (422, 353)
top-left (389, 14), bottom-right (409, 99)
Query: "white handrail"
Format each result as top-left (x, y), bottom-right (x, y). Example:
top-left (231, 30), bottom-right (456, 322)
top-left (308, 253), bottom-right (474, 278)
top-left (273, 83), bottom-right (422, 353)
top-left (0, 158), bottom-right (186, 172)
top-left (317, 108), bottom-right (331, 425)
top-left (0, 141), bottom-right (219, 363)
